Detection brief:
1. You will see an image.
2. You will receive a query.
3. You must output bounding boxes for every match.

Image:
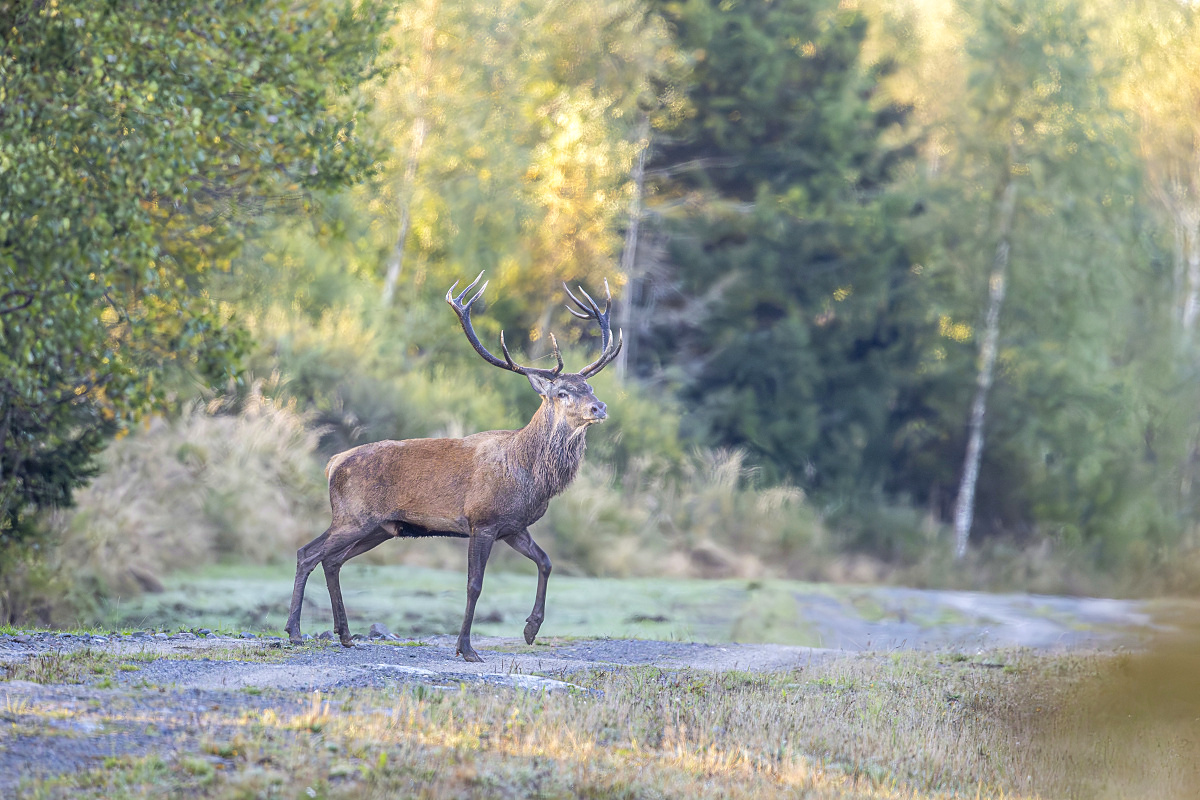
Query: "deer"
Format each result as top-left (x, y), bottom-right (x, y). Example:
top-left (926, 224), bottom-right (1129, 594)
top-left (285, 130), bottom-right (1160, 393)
top-left (283, 273), bottom-right (621, 662)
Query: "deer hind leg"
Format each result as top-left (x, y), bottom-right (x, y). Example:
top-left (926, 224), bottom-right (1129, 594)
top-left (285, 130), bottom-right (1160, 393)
top-left (285, 528), bottom-right (333, 644)
top-left (322, 524), bottom-right (395, 648)
top-left (456, 528), bottom-right (497, 662)
top-left (504, 529), bottom-right (552, 645)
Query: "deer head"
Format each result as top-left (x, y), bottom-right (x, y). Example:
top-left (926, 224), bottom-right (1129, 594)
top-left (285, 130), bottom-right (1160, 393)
top-left (446, 273), bottom-right (622, 431)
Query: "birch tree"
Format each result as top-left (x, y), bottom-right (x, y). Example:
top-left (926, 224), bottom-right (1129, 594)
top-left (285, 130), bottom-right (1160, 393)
top-left (1113, 0), bottom-right (1200, 342)
top-left (942, 0), bottom-right (1139, 557)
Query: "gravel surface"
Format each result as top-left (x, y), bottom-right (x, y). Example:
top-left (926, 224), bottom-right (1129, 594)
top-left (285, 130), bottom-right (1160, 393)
top-left (0, 586), bottom-right (1183, 794)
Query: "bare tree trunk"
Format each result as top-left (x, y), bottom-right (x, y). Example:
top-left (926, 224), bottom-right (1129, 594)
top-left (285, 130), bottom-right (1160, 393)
top-left (1170, 210), bottom-right (1186, 327)
top-left (1176, 211), bottom-right (1200, 503)
top-left (953, 179), bottom-right (1018, 560)
top-left (614, 114), bottom-right (650, 381)
top-left (381, 0), bottom-right (440, 308)
top-left (1181, 211), bottom-right (1200, 335)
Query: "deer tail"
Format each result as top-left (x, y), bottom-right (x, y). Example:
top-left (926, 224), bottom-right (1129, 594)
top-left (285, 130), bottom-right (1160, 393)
top-left (325, 451), bottom-right (354, 483)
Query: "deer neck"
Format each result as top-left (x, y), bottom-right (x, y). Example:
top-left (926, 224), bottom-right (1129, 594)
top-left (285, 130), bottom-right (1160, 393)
top-left (515, 401), bottom-right (588, 499)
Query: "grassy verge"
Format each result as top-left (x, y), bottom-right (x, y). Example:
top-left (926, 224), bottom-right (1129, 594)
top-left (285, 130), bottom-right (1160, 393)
top-left (2, 644), bottom-right (290, 685)
top-left (11, 646), bottom-right (1200, 799)
top-left (91, 562), bottom-right (1159, 652)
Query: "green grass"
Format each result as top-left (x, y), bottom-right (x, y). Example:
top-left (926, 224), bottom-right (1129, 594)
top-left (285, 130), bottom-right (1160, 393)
top-left (96, 562), bottom-right (783, 643)
top-left (1, 643), bottom-right (291, 685)
top-left (90, 562), bottom-right (1024, 647)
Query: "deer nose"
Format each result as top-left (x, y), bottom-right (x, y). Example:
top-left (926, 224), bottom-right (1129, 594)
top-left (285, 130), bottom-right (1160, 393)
top-left (588, 401), bottom-right (607, 420)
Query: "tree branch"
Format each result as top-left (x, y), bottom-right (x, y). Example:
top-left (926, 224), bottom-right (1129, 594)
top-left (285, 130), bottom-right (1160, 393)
top-left (0, 291), bottom-right (33, 316)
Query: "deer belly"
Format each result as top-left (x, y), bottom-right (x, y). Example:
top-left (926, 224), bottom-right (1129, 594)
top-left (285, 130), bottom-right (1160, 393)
top-left (392, 510), bottom-right (471, 537)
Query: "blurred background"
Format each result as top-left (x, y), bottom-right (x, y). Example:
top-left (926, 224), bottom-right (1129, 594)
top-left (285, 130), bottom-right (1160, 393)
top-left (4, 0), bottom-right (1200, 625)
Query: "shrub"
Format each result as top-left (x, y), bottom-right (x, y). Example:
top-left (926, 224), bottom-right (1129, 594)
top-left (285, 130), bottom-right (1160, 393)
top-left (534, 449), bottom-right (828, 579)
top-left (20, 385), bottom-right (327, 623)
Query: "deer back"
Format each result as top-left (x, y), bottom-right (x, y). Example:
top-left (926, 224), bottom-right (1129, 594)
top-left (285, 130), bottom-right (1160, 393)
top-left (325, 427), bottom-right (571, 535)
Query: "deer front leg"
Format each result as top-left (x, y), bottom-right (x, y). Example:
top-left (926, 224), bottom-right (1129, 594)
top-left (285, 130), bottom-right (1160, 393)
top-left (456, 528), bottom-right (497, 662)
top-left (504, 529), bottom-right (552, 645)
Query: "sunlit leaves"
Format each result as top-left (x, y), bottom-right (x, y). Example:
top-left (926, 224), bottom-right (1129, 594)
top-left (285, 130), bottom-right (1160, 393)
top-left (367, 0), bottom-right (670, 343)
top-left (0, 0), bottom-right (385, 540)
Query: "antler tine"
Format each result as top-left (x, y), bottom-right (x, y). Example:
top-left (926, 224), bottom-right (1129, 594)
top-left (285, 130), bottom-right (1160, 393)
top-left (563, 280), bottom-right (609, 319)
top-left (448, 272), bottom-right (563, 378)
top-left (548, 333), bottom-right (564, 374)
top-left (447, 271), bottom-right (487, 307)
top-left (501, 330), bottom-right (564, 377)
top-left (579, 328), bottom-right (623, 378)
top-left (499, 330), bottom-right (517, 370)
top-left (564, 277), bottom-right (619, 377)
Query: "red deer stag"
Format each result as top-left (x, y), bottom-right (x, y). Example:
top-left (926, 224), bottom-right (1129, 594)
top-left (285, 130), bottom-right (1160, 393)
top-left (284, 273), bottom-right (621, 661)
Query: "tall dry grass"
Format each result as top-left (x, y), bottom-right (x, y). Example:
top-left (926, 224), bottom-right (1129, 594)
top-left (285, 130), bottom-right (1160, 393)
top-left (28, 384), bottom-right (328, 622)
top-left (535, 448), bottom-right (828, 579)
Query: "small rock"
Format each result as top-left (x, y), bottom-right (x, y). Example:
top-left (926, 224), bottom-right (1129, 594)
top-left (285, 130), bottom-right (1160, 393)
top-left (302, 633), bottom-right (312, 641)
top-left (13, 635), bottom-right (30, 644)
top-left (153, 633), bottom-right (168, 640)
top-left (317, 630), bottom-right (336, 641)
top-left (351, 633), bottom-right (365, 641)
top-left (240, 632), bottom-right (256, 639)
top-left (197, 629), bottom-right (213, 636)
top-left (172, 632), bottom-right (197, 640)
top-left (368, 622), bottom-right (391, 639)
top-left (90, 635), bottom-right (109, 644)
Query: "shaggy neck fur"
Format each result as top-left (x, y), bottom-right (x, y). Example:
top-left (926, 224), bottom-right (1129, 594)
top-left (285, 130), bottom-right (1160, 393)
top-left (516, 400), bottom-right (588, 499)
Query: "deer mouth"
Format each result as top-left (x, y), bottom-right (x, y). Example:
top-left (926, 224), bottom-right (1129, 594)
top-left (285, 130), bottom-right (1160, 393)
top-left (584, 409), bottom-right (608, 423)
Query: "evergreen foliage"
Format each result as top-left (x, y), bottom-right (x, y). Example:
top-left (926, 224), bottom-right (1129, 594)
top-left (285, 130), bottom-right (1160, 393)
top-left (642, 0), bottom-right (925, 496)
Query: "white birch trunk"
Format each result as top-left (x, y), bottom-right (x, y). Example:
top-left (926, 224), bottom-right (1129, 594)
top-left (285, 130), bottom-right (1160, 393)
top-left (614, 113), bottom-right (650, 380)
top-left (1180, 211), bottom-right (1200, 335)
top-left (953, 179), bottom-right (1018, 560)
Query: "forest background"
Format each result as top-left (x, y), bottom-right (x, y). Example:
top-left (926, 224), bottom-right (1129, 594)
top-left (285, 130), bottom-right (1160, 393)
top-left (4, 0), bottom-right (1200, 624)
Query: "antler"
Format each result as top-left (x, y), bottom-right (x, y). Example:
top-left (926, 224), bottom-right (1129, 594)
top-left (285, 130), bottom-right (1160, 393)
top-left (564, 279), bottom-right (623, 378)
top-left (446, 272), bottom-right (564, 379)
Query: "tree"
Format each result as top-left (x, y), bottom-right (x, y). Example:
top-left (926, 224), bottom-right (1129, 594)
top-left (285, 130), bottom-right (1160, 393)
top-left (640, 0), bottom-right (922, 495)
top-left (366, 0), bottom-right (671, 351)
top-left (920, 0), bottom-right (1149, 558)
top-left (0, 0), bottom-right (385, 543)
top-left (1113, 0), bottom-right (1200, 341)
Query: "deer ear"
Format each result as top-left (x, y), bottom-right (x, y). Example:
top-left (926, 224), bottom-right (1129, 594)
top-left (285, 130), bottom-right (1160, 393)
top-left (526, 373), bottom-right (553, 396)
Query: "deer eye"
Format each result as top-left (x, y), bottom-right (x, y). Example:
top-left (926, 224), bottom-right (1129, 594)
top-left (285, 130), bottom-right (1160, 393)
top-left (556, 390), bottom-right (569, 399)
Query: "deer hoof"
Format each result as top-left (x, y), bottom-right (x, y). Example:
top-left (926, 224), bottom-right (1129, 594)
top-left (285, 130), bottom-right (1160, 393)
top-left (339, 636), bottom-right (355, 648)
top-left (456, 643), bottom-right (484, 662)
top-left (523, 620), bottom-right (541, 645)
